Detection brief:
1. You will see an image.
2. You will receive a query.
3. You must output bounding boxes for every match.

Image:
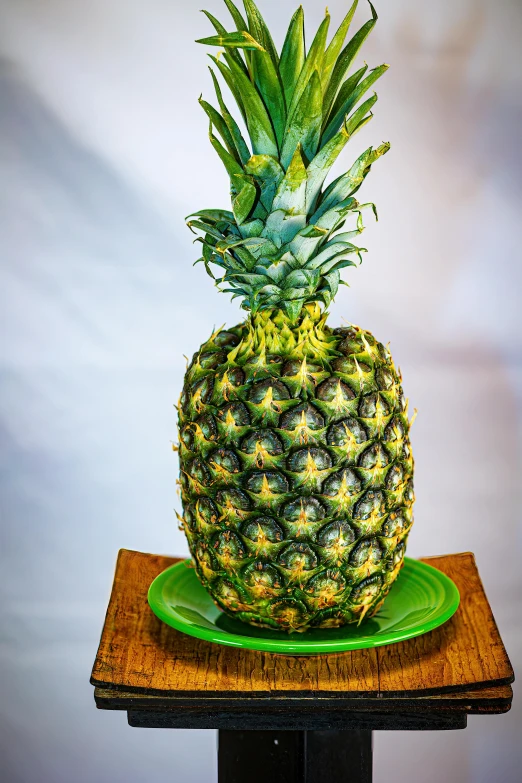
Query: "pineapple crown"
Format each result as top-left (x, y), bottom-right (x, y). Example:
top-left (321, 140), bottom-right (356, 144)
top-left (188, 0), bottom-right (390, 323)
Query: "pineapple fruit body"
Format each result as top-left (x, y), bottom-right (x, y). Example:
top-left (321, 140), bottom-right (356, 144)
top-left (178, 306), bottom-right (414, 632)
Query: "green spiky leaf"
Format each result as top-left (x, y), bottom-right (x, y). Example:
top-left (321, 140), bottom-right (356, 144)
top-left (279, 7), bottom-right (306, 109)
top-left (322, 4), bottom-right (378, 121)
top-left (199, 99), bottom-right (239, 162)
top-left (196, 31), bottom-right (265, 50)
top-left (287, 11), bottom-right (330, 122)
top-left (200, 10), bottom-right (249, 73)
top-left (316, 143), bottom-right (390, 217)
top-left (243, 0), bottom-right (280, 68)
top-left (239, 218), bottom-right (265, 238)
top-left (232, 178), bottom-right (258, 224)
top-left (280, 70), bottom-right (322, 170)
top-left (282, 298), bottom-right (306, 322)
top-left (208, 67), bottom-right (251, 165)
top-left (322, 0), bottom-right (358, 91)
top-left (244, 154), bottom-right (285, 211)
top-left (344, 93), bottom-right (378, 136)
top-left (210, 55), bottom-right (247, 123)
top-left (321, 65), bottom-right (367, 133)
top-left (223, 0), bottom-right (249, 31)
top-left (323, 65), bottom-right (388, 146)
top-left (305, 126), bottom-right (352, 212)
top-left (187, 208), bottom-right (235, 224)
top-left (214, 55), bottom-right (278, 156)
top-left (208, 125), bottom-right (245, 182)
top-left (248, 48), bottom-right (287, 148)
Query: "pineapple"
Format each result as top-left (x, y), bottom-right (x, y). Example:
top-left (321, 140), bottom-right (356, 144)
top-left (177, 0), bottom-right (415, 632)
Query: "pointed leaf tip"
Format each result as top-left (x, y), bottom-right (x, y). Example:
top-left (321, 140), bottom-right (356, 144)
top-left (196, 31), bottom-right (266, 51)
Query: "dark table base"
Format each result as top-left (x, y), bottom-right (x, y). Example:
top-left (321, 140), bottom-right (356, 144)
top-left (218, 730), bottom-right (373, 783)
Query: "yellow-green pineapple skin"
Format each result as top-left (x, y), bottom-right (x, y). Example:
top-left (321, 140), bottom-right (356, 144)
top-left (178, 307), bottom-right (414, 632)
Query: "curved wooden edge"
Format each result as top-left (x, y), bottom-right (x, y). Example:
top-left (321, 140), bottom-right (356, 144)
top-left (94, 684), bottom-right (513, 716)
top-left (90, 673), bottom-right (515, 701)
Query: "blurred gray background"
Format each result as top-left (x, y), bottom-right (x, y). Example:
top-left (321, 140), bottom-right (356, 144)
top-left (0, 0), bottom-right (521, 781)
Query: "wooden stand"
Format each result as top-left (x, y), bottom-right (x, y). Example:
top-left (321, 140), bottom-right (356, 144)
top-left (91, 551), bottom-right (514, 783)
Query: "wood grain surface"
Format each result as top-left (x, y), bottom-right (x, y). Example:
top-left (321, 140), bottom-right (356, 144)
top-left (90, 550), bottom-right (514, 699)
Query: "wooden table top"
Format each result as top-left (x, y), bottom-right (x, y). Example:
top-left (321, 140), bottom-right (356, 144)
top-left (91, 549), bottom-right (514, 712)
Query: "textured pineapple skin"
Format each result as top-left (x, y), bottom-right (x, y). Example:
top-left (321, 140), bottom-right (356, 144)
top-left (178, 308), bottom-right (414, 632)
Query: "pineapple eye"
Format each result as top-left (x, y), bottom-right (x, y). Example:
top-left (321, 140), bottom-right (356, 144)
top-left (221, 367), bottom-right (245, 387)
top-left (189, 458), bottom-right (211, 486)
top-left (270, 598), bottom-right (307, 628)
top-left (282, 359), bottom-right (322, 376)
top-left (217, 402), bottom-right (251, 426)
top-left (212, 530), bottom-right (247, 560)
top-left (287, 448), bottom-right (332, 472)
top-left (389, 541), bottom-right (406, 567)
top-left (194, 413), bottom-right (217, 441)
top-left (337, 335), bottom-right (364, 355)
top-left (191, 376), bottom-right (214, 406)
top-left (279, 404), bottom-right (325, 432)
top-left (215, 488), bottom-right (252, 513)
top-left (183, 506), bottom-right (197, 532)
top-left (180, 426), bottom-right (195, 450)
top-left (240, 430), bottom-right (284, 456)
top-left (195, 543), bottom-right (218, 574)
top-left (198, 351), bottom-right (226, 370)
top-left (241, 517), bottom-right (285, 544)
top-left (213, 330), bottom-right (240, 348)
top-left (350, 574), bottom-right (383, 605)
top-left (196, 497), bottom-right (219, 526)
top-left (316, 377), bottom-right (355, 402)
top-left (386, 464), bottom-right (404, 490)
top-left (358, 443), bottom-right (389, 469)
top-left (180, 388), bottom-right (190, 411)
top-left (382, 512), bottom-right (407, 538)
top-left (349, 538), bottom-right (384, 567)
top-left (404, 480), bottom-right (415, 503)
top-left (333, 326), bottom-right (359, 339)
top-left (353, 490), bottom-right (386, 521)
top-left (282, 497), bottom-right (326, 524)
top-left (213, 578), bottom-right (246, 609)
top-left (312, 608), bottom-right (345, 628)
top-left (359, 393), bottom-right (390, 418)
top-left (322, 468), bottom-right (361, 497)
top-left (246, 471), bottom-right (289, 494)
top-left (316, 521), bottom-right (356, 552)
top-left (306, 570), bottom-right (346, 601)
top-left (384, 417), bottom-right (405, 442)
top-left (332, 357), bottom-right (371, 374)
top-left (249, 378), bottom-right (291, 403)
top-left (209, 448), bottom-right (240, 474)
top-left (245, 354), bottom-right (282, 366)
top-left (277, 542), bottom-right (318, 571)
top-left (242, 561), bottom-right (283, 590)
top-left (327, 418), bottom-right (368, 447)
top-left (375, 368), bottom-right (395, 390)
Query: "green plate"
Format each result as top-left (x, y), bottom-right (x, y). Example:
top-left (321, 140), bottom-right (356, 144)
top-left (148, 558), bottom-right (460, 655)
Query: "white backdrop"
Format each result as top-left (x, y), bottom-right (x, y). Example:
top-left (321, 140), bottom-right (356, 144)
top-left (1, 1), bottom-right (521, 781)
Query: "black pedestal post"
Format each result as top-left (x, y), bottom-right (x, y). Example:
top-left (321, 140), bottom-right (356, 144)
top-left (218, 729), bottom-right (372, 783)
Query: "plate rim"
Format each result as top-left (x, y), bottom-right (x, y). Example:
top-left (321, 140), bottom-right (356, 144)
top-left (147, 557), bottom-right (460, 655)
